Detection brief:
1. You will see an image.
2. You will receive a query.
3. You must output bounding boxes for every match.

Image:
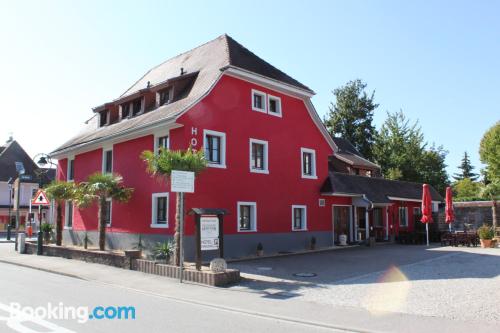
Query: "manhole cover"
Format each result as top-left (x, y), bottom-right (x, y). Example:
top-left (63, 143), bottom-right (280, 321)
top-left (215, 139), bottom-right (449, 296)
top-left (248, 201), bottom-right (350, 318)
top-left (293, 272), bottom-right (317, 277)
top-left (256, 267), bottom-right (273, 271)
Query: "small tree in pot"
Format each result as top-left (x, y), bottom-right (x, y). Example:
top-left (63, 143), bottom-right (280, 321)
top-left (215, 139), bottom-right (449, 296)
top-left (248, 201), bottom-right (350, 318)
top-left (40, 223), bottom-right (53, 244)
top-left (478, 224), bottom-right (494, 248)
top-left (256, 242), bottom-right (264, 256)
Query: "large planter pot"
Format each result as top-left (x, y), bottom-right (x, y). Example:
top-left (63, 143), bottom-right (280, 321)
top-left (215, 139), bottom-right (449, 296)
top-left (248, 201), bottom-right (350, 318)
top-left (339, 234), bottom-right (348, 246)
top-left (480, 239), bottom-right (493, 248)
top-left (43, 231), bottom-right (51, 244)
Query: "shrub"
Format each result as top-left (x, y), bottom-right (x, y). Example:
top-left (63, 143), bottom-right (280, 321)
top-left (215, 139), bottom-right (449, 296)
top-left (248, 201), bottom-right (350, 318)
top-left (154, 241), bottom-right (174, 259)
top-left (477, 224), bottom-right (494, 240)
top-left (40, 223), bottom-right (53, 233)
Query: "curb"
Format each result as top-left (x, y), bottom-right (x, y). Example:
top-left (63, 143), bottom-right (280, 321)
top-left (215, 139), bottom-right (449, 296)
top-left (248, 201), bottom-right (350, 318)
top-left (0, 258), bottom-right (86, 281)
top-left (225, 244), bottom-right (359, 263)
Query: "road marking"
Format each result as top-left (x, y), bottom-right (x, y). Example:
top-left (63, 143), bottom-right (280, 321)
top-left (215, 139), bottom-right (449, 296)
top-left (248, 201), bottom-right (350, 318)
top-left (0, 302), bottom-right (76, 333)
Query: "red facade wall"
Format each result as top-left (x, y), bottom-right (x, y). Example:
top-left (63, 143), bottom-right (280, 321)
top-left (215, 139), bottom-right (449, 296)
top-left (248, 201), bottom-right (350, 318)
top-left (56, 74), bottom-right (351, 237)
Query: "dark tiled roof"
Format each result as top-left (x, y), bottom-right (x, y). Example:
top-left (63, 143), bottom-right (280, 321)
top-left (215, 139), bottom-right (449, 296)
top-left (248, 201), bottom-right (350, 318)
top-left (0, 141), bottom-right (55, 184)
top-left (321, 172), bottom-right (443, 203)
top-left (52, 34), bottom-right (312, 155)
top-left (332, 137), bottom-right (380, 169)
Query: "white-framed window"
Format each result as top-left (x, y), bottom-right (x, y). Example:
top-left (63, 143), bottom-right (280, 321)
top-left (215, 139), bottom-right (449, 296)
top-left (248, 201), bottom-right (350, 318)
top-left (151, 193), bottom-right (169, 228)
top-left (318, 198), bottom-right (326, 207)
top-left (203, 129), bottom-right (226, 168)
top-left (154, 134), bottom-right (169, 154)
top-left (413, 207), bottom-right (422, 217)
top-left (237, 202), bottom-right (257, 232)
top-left (102, 147), bottom-right (113, 174)
top-left (399, 207), bottom-right (408, 227)
top-left (292, 205), bottom-right (307, 231)
top-left (67, 157), bottom-right (75, 182)
top-left (301, 148), bottom-right (317, 179)
top-left (249, 138), bottom-right (269, 174)
top-left (105, 198), bottom-right (112, 227)
top-left (65, 200), bottom-right (74, 229)
top-left (251, 89), bottom-right (267, 113)
top-left (267, 95), bottom-right (282, 117)
top-left (373, 208), bottom-right (383, 227)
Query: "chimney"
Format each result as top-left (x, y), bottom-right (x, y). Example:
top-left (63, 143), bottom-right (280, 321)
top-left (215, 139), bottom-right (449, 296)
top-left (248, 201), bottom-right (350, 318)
top-left (180, 68), bottom-right (185, 75)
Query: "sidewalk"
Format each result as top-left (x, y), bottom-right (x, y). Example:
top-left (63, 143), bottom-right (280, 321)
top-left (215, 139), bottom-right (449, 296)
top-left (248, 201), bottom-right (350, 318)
top-left (0, 243), bottom-right (495, 333)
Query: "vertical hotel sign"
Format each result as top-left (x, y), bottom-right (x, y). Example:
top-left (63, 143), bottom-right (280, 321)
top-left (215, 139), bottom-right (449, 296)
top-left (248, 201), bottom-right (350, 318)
top-left (200, 216), bottom-right (219, 251)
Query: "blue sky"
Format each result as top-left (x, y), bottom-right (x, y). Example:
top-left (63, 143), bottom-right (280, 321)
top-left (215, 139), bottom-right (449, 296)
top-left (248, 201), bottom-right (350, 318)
top-left (1, 0), bottom-right (498, 177)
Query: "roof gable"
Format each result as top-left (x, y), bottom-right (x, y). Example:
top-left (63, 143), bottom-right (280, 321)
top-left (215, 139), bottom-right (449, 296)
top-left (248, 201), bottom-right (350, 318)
top-left (0, 141), bottom-right (39, 182)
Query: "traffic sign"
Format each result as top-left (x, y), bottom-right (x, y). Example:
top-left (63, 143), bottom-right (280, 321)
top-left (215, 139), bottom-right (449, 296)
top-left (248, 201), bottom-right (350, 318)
top-left (31, 189), bottom-right (50, 206)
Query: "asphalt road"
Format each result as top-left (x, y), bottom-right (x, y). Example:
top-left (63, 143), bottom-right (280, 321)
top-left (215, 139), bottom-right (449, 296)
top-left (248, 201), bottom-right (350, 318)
top-left (0, 263), bottom-right (349, 333)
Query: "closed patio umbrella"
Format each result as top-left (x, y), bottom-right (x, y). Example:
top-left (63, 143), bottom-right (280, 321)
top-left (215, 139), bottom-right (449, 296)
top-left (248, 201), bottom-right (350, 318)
top-left (421, 184), bottom-right (433, 246)
top-left (445, 186), bottom-right (454, 232)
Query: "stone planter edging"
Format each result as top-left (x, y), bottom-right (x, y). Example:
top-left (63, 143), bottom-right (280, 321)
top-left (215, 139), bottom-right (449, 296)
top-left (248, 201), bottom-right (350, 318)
top-left (133, 259), bottom-right (240, 286)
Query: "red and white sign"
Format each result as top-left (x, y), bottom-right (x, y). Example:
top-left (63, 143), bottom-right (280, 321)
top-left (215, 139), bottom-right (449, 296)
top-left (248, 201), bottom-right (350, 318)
top-left (31, 190), bottom-right (50, 206)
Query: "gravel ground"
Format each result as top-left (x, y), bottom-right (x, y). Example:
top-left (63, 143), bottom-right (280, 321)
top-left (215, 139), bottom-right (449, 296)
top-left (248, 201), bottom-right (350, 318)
top-left (302, 247), bottom-right (500, 323)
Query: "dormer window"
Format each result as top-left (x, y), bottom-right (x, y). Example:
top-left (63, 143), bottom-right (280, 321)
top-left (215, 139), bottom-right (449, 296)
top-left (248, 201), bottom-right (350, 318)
top-left (132, 98), bottom-right (142, 116)
top-left (158, 88), bottom-right (172, 106)
top-left (121, 104), bottom-right (130, 119)
top-left (120, 98), bottom-right (143, 120)
top-left (99, 110), bottom-right (109, 127)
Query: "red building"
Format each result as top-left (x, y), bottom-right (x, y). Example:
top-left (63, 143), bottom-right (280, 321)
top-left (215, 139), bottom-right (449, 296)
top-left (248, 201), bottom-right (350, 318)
top-left (51, 35), bottom-right (442, 258)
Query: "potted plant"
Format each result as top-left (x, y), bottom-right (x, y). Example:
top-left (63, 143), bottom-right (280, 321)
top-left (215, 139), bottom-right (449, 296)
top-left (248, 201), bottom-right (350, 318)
top-left (154, 241), bottom-right (174, 264)
top-left (310, 236), bottom-right (317, 250)
top-left (40, 223), bottom-right (53, 244)
top-left (478, 224), bottom-right (494, 248)
top-left (256, 242), bottom-right (264, 256)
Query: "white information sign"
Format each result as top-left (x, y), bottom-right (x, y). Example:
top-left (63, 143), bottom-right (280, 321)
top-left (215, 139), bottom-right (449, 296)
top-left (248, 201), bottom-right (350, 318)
top-left (200, 216), bottom-right (219, 251)
top-left (171, 170), bottom-right (195, 193)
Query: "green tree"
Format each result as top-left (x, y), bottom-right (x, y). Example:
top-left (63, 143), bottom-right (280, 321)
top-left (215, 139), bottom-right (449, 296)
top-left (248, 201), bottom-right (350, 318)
top-left (373, 110), bottom-right (425, 182)
top-left (453, 178), bottom-right (483, 200)
top-left (453, 151), bottom-right (479, 181)
top-left (479, 121), bottom-right (500, 181)
top-left (324, 79), bottom-right (378, 159)
top-left (74, 173), bottom-right (133, 251)
top-left (45, 181), bottom-right (76, 246)
top-left (373, 110), bottom-right (449, 194)
top-left (141, 148), bottom-right (207, 266)
top-left (418, 145), bottom-right (450, 195)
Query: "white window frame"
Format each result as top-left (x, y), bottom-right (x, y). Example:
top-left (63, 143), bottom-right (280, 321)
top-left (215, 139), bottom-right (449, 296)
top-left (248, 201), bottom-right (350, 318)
top-left (151, 192), bottom-right (169, 228)
top-left (67, 156), bottom-right (75, 182)
top-left (318, 198), bottom-right (326, 207)
top-left (105, 198), bottom-right (112, 227)
top-left (102, 145), bottom-right (113, 174)
top-left (153, 133), bottom-right (170, 155)
top-left (249, 138), bottom-right (269, 174)
top-left (237, 201), bottom-right (257, 232)
top-left (267, 95), bottom-right (282, 117)
top-left (203, 129), bottom-right (227, 168)
top-left (291, 205), bottom-right (307, 231)
top-left (251, 89), bottom-right (267, 113)
top-left (64, 200), bottom-right (74, 229)
top-left (300, 147), bottom-right (317, 179)
top-left (399, 207), bottom-right (408, 227)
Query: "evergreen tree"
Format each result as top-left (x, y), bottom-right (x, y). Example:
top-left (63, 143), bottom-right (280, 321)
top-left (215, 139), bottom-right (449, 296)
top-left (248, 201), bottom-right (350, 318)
top-left (453, 152), bottom-right (479, 181)
top-left (324, 79), bottom-right (378, 159)
top-left (373, 110), bottom-right (449, 195)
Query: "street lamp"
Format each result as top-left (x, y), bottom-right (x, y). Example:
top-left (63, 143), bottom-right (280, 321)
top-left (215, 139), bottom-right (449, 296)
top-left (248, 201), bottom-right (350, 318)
top-left (14, 162), bottom-right (25, 251)
top-left (6, 177), bottom-right (13, 240)
top-left (33, 153), bottom-right (55, 255)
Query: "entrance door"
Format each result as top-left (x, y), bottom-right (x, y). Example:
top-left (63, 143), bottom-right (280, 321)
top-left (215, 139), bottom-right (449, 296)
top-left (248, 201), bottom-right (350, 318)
top-left (357, 207), bottom-right (367, 241)
top-left (333, 206), bottom-right (350, 244)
